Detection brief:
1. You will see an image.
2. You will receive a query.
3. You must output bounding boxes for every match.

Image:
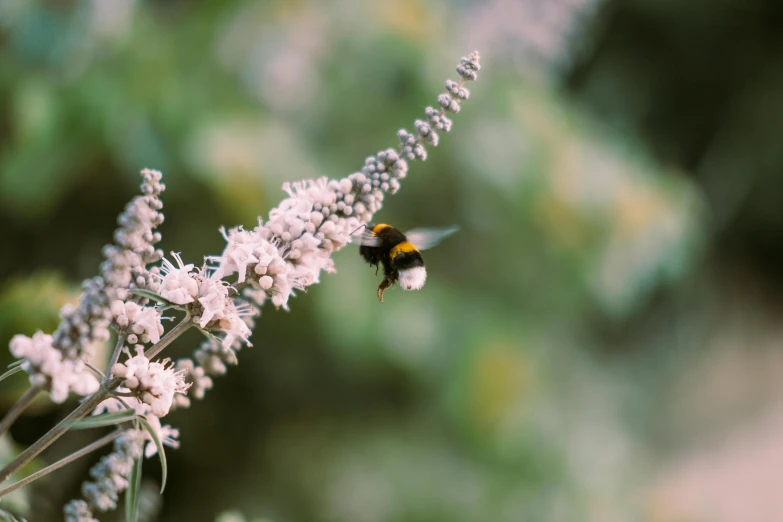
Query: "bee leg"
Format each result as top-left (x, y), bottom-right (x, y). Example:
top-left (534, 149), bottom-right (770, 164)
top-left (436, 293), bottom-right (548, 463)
top-left (377, 276), bottom-right (394, 302)
top-left (375, 264), bottom-right (379, 277)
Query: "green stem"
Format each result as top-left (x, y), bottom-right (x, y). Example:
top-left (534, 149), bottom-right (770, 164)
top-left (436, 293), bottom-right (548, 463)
top-left (107, 334), bottom-right (127, 374)
top-left (0, 430), bottom-right (122, 499)
top-left (0, 384), bottom-right (113, 485)
top-left (144, 314), bottom-right (192, 359)
top-left (0, 385), bottom-right (43, 438)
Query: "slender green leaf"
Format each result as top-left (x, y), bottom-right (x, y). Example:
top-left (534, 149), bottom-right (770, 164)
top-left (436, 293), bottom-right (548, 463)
top-left (6, 359), bottom-right (24, 369)
top-left (70, 410), bottom-right (137, 430)
top-left (126, 454), bottom-right (143, 522)
top-left (0, 366), bottom-right (23, 383)
top-left (128, 289), bottom-right (179, 308)
top-left (138, 416), bottom-right (168, 493)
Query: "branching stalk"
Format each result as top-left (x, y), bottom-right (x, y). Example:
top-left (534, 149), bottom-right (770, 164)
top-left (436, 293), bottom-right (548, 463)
top-left (144, 314), bottom-right (192, 360)
top-left (107, 334), bottom-right (127, 374)
top-left (0, 385), bottom-right (43, 438)
top-left (0, 386), bottom-right (111, 485)
top-left (0, 430), bottom-right (122, 498)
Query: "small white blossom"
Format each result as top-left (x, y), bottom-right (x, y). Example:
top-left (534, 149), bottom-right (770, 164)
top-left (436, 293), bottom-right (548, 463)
top-left (213, 227), bottom-right (260, 284)
top-left (215, 300), bottom-right (255, 349)
top-left (194, 337), bottom-right (235, 376)
top-left (194, 274), bottom-right (232, 327)
top-left (110, 300), bottom-right (164, 344)
top-left (171, 358), bottom-right (213, 409)
top-left (158, 252), bottom-right (199, 304)
top-left (111, 347), bottom-right (190, 417)
top-left (180, 267), bottom-right (254, 348)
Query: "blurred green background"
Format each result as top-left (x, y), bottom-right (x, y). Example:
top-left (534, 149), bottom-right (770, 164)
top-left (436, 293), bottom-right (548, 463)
top-left (2, 1), bottom-right (783, 521)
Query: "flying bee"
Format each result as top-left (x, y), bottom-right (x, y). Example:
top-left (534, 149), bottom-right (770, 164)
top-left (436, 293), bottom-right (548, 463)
top-left (353, 224), bottom-right (459, 302)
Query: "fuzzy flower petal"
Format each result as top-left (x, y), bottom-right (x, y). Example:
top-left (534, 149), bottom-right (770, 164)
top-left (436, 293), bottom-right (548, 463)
top-left (10, 331), bottom-right (100, 403)
top-left (111, 347), bottom-right (190, 417)
top-left (158, 252), bottom-right (199, 304)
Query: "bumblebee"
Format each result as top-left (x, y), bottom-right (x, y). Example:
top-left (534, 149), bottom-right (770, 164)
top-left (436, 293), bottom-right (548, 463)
top-left (354, 224), bottom-right (458, 302)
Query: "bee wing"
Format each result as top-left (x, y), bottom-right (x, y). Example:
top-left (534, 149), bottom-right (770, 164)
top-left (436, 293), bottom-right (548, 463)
top-left (349, 229), bottom-right (382, 247)
top-left (404, 225), bottom-right (459, 251)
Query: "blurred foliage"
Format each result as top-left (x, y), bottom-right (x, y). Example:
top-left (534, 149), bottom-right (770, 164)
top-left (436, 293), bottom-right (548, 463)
top-left (0, 433), bottom-right (44, 518)
top-left (0, 272), bottom-right (74, 411)
top-left (0, 272), bottom-right (72, 344)
top-left (1, 0), bottom-right (782, 522)
top-left (216, 513), bottom-right (274, 522)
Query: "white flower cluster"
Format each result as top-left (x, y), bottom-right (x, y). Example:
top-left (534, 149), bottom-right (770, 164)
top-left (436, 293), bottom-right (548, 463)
top-left (157, 253), bottom-right (254, 348)
top-left (212, 178), bottom-right (362, 310)
top-left (194, 336), bottom-right (238, 376)
top-left (64, 429), bottom-right (146, 520)
top-left (9, 332), bottom-right (99, 403)
top-left (158, 253), bottom-right (199, 304)
top-left (100, 168), bottom-right (165, 303)
top-left (111, 347), bottom-right (190, 417)
top-left (51, 277), bottom-right (112, 361)
top-left (110, 300), bottom-right (163, 344)
top-left (171, 358), bottom-right (213, 409)
top-left (59, 172), bottom-right (177, 520)
top-left (9, 170), bottom-right (167, 404)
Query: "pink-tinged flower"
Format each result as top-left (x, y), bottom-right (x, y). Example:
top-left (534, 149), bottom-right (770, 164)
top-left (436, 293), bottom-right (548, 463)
top-left (195, 275), bottom-right (231, 327)
top-left (110, 300), bottom-right (164, 344)
top-left (111, 347), bottom-right (190, 417)
top-left (10, 331), bottom-right (99, 403)
top-left (211, 227), bottom-right (260, 283)
top-left (158, 252), bottom-right (199, 304)
top-left (216, 301), bottom-right (255, 350)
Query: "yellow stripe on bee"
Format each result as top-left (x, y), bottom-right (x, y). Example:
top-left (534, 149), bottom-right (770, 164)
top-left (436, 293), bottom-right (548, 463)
top-left (372, 224), bottom-right (391, 234)
top-left (390, 241), bottom-right (418, 259)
